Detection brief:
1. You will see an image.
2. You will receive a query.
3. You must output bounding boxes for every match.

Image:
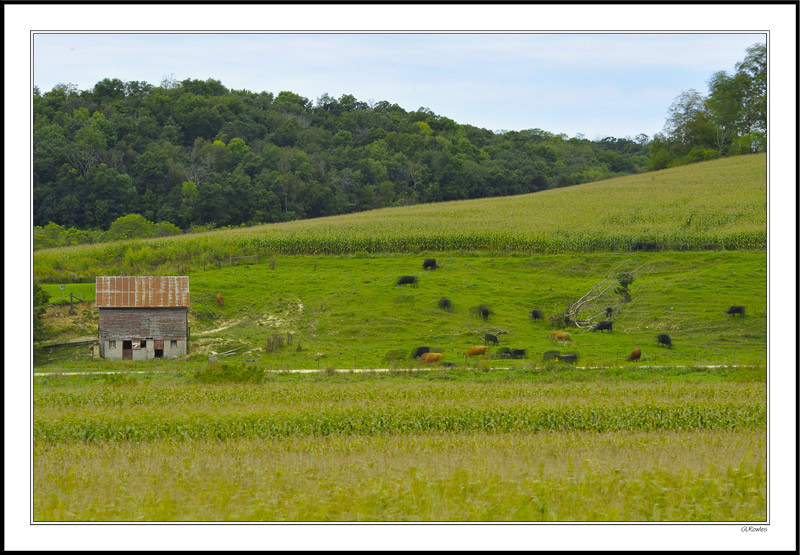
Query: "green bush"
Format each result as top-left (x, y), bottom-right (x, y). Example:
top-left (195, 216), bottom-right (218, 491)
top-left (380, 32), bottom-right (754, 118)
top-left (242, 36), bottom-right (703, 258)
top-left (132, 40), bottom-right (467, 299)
top-left (192, 362), bottom-right (264, 384)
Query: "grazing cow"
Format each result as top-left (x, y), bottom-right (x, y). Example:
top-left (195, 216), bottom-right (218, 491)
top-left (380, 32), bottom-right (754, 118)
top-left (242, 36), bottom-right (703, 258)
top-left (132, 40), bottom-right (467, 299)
top-left (549, 331), bottom-right (573, 345)
top-left (438, 297), bottom-right (453, 311)
top-left (511, 349), bottom-right (527, 359)
top-left (656, 333), bottom-right (672, 348)
top-left (411, 346), bottom-right (430, 359)
top-left (420, 352), bottom-right (443, 364)
top-left (485, 333), bottom-right (499, 346)
top-left (397, 275), bottom-right (418, 287)
top-left (557, 353), bottom-right (578, 364)
top-left (627, 348), bottom-right (642, 362)
top-left (496, 347), bottom-right (511, 358)
top-left (542, 350), bottom-right (560, 362)
top-left (530, 309), bottom-right (543, 322)
top-left (423, 258), bottom-right (438, 271)
top-left (470, 305), bottom-right (492, 322)
top-left (606, 307), bottom-right (613, 318)
top-left (633, 241), bottom-right (657, 251)
top-left (593, 320), bottom-right (613, 333)
top-left (726, 305), bottom-right (745, 317)
top-left (466, 345), bottom-right (489, 357)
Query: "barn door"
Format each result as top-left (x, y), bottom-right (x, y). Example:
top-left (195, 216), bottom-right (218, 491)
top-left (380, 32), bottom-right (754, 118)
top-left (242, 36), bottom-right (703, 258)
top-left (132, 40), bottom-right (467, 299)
top-left (154, 339), bottom-right (164, 358)
top-left (122, 340), bottom-right (132, 360)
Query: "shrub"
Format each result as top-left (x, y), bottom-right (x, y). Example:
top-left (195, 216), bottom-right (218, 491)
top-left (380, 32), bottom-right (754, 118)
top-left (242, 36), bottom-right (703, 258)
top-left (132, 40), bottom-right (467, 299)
top-left (265, 333), bottom-right (285, 353)
top-left (192, 362), bottom-right (263, 384)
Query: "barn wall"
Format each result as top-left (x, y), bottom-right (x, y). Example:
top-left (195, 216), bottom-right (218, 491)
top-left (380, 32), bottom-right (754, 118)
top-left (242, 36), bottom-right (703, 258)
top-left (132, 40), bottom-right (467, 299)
top-left (99, 307), bottom-right (188, 360)
top-left (99, 308), bottom-right (188, 340)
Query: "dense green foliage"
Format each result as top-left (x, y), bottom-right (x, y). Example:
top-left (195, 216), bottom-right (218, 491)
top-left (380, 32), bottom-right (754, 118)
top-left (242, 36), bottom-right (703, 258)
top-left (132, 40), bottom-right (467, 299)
top-left (648, 43), bottom-right (766, 170)
top-left (33, 282), bottom-right (51, 341)
top-left (34, 77), bottom-right (650, 235)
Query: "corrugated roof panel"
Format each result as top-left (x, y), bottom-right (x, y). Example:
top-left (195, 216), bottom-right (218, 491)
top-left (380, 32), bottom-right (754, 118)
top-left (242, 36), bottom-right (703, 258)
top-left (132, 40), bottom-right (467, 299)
top-left (95, 276), bottom-right (190, 308)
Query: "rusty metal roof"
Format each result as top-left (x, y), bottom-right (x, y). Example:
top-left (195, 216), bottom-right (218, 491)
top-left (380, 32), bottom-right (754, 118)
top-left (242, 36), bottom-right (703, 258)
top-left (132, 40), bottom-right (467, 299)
top-left (95, 276), bottom-right (190, 308)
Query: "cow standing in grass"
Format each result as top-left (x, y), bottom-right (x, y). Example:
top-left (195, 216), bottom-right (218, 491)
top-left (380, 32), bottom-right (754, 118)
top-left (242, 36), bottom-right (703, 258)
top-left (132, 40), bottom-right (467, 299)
top-left (423, 258), bottom-right (438, 271)
top-left (726, 305), bottom-right (745, 317)
top-left (657, 334), bottom-right (672, 348)
top-left (485, 333), bottom-right (499, 346)
top-left (549, 331), bottom-right (573, 345)
top-left (530, 309), bottom-right (543, 322)
top-left (593, 321), bottom-right (613, 333)
top-left (397, 276), bottom-right (418, 287)
top-left (411, 346), bottom-right (430, 358)
top-left (466, 345), bottom-right (489, 357)
top-left (420, 352), bottom-right (443, 365)
top-left (628, 348), bottom-right (642, 362)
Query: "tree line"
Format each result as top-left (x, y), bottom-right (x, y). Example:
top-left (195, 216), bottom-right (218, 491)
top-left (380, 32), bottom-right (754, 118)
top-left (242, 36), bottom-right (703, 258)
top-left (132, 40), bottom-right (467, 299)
top-left (33, 78), bottom-right (649, 241)
top-left (33, 42), bottom-right (764, 247)
top-left (648, 43), bottom-right (766, 170)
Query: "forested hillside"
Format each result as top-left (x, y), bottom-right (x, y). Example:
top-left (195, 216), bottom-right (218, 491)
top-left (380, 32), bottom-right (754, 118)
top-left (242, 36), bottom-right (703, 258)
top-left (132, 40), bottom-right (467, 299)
top-left (33, 42), bottom-right (764, 247)
top-left (33, 78), bottom-right (649, 234)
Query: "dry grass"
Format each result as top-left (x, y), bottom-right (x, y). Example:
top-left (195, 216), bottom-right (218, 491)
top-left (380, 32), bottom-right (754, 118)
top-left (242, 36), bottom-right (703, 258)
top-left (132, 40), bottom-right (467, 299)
top-left (33, 430), bottom-right (765, 521)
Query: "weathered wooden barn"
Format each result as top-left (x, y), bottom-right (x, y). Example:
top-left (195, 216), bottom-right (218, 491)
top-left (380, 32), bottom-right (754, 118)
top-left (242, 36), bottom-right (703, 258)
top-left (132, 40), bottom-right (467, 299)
top-left (96, 276), bottom-right (189, 360)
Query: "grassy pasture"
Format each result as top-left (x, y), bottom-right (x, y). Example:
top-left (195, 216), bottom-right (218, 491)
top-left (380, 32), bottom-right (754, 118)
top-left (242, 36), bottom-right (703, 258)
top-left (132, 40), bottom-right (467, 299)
top-left (34, 251), bottom-right (766, 369)
top-left (32, 154), bottom-right (765, 283)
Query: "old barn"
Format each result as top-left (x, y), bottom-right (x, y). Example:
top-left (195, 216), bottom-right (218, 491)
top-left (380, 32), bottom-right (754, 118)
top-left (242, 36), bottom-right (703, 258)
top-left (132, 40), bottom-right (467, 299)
top-left (96, 276), bottom-right (190, 360)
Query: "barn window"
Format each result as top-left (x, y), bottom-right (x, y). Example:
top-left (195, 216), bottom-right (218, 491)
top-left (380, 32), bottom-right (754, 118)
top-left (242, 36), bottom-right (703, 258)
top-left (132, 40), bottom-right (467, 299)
top-left (171, 340), bottom-right (177, 348)
top-left (141, 340), bottom-right (147, 348)
top-left (109, 341), bottom-right (116, 349)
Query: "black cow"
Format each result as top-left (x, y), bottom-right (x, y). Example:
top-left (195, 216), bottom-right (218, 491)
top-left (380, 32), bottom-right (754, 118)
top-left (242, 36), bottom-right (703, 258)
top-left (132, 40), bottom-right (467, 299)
top-left (411, 346), bottom-right (430, 359)
top-left (593, 320), bottom-right (613, 333)
top-left (471, 305), bottom-right (492, 322)
top-left (440, 362), bottom-right (457, 367)
top-left (726, 305), bottom-right (745, 317)
top-left (397, 275), bottom-right (418, 287)
top-left (633, 241), bottom-right (657, 251)
top-left (438, 297), bottom-right (453, 311)
top-left (485, 333), bottom-right (499, 346)
top-left (558, 353), bottom-right (578, 364)
top-left (497, 347), bottom-right (512, 359)
top-left (423, 258), bottom-right (437, 271)
top-left (511, 349), bottom-right (526, 359)
top-left (530, 309), bottom-right (543, 322)
top-left (657, 333), bottom-right (672, 348)
top-left (542, 350), bottom-right (560, 362)
top-left (606, 307), bottom-right (613, 318)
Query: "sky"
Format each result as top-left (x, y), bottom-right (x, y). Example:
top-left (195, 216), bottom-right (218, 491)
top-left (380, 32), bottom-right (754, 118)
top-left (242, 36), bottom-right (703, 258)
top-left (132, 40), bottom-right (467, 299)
top-left (32, 32), bottom-right (765, 140)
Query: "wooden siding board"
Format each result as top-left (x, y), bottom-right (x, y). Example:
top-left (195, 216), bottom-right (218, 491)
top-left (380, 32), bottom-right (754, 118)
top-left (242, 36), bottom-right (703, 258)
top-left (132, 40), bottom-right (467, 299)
top-left (98, 308), bottom-right (188, 340)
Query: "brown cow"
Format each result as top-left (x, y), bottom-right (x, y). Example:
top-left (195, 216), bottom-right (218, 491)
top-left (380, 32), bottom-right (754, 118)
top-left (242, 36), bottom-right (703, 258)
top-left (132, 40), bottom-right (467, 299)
top-left (627, 348), bottom-right (642, 362)
top-left (420, 352), bottom-right (443, 364)
top-left (466, 345), bottom-right (489, 357)
top-left (549, 331), bottom-right (573, 345)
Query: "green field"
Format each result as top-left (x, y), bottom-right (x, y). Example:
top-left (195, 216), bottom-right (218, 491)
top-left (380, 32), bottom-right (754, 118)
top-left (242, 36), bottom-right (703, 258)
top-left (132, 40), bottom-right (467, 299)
top-left (35, 250), bottom-right (766, 370)
top-left (33, 369), bottom-right (765, 521)
top-left (32, 154), bottom-right (765, 283)
top-left (32, 154), bottom-right (767, 522)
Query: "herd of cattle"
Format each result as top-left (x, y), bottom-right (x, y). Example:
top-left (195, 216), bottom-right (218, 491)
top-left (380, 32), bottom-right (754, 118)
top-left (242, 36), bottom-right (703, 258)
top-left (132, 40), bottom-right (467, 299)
top-left (392, 258), bottom-right (746, 367)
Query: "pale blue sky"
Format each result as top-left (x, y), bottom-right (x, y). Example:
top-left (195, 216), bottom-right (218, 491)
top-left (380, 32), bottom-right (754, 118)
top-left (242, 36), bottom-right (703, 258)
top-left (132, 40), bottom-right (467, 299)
top-left (33, 32), bottom-right (764, 140)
